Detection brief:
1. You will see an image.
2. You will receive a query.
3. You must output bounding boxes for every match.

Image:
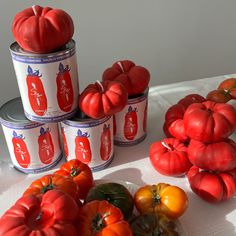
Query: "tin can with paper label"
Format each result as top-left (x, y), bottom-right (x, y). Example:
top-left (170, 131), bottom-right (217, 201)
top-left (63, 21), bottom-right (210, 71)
top-left (9, 39), bottom-right (79, 123)
top-left (0, 97), bottom-right (62, 174)
top-left (60, 111), bottom-right (114, 172)
top-left (114, 89), bottom-right (148, 146)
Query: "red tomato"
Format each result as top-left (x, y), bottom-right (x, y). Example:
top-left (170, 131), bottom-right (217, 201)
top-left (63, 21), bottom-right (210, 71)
top-left (150, 138), bottom-right (192, 176)
top-left (168, 119), bottom-right (188, 142)
top-left (113, 115), bottom-right (117, 136)
top-left (177, 94), bottom-right (205, 109)
top-left (100, 124), bottom-right (112, 161)
top-left (79, 80), bottom-right (128, 119)
top-left (218, 78), bottom-right (236, 99)
top-left (164, 103), bottom-right (186, 122)
top-left (61, 126), bottom-right (69, 158)
top-left (163, 103), bottom-right (186, 138)
top-left (23, 174), bottom-right (80, 203)
top-left (0, 190), bottom-right (78, 236)
top-left (12, 5), bottom-right (74, 53)
top-left (163, 94), bottom-right (205, 139)
top-left (184, 101), bottom-right (236, 143)
top-left (124, 106), bottom-right (138, 140)
top-left (75, 129), bottom-right (92, 164)
top-left (26, 66), bottom-right (47, 116)
top-left (76, 200), bottom-right (133, 236)
top-left (143, 101), bottom-right (148, 132)
top-left (56, 63), bottom-right (74, 112)
top-left (12, 131), bottom-right (30, 169)
top-left (54, 159), bottom-right (94, 200)
top-left (188, 139), bottom-right (236, 172)
top-left (38, 127), bottom-right (54, 165)
top-left (187, 166), bottom-right (236, 203)
top-left (102, 60), bottom-right (150, 96)
top-left (206, 89), bottom-right (232, 103)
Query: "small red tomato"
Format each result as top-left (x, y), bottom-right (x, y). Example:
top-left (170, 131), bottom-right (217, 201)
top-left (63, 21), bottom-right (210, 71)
top-left (206, 89), bottom-right (232, 103)
top-left (150, 138), bottom-right (192, 176)
top-left (177, 94), bottom-right (205, 108)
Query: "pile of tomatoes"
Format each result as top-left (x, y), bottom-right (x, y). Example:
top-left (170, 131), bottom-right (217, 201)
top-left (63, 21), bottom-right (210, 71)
top-left (79, 59), bottom-right (150, 119)
top-left (0, 159), bottom-right (189, 235)
top-left (150, 85), bottom-right (236, 203)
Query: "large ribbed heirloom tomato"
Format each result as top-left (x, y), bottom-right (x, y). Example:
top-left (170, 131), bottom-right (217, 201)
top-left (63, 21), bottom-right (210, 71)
top-left (188, 139), bottom-right (236, 172)
top-left (183, 101), bottom-right (236, 143)
top-left (150, 138), bottom-right (192, 176)
top-left (102, 60), bottom-right (150, 96)
top-left (134, 183), bottom-right (188, 219)
top-left (12, 5), bottom-right (74, 53)
top-left (0, 190), bottom-right (79, 236)
top-left (79, 80), bottom-right (128, 119)
top-left (187, 166), bottom-right (236, 203)
top-left (76, 200), bottom-right (133, 236)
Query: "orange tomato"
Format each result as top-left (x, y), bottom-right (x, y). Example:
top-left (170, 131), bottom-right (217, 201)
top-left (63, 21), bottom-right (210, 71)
top-left (76, 200), bottom-right (133, 236)
top-left (134, 183), bottom-right (188, 219)
top-left (54, 159), bottom-right (94, 199)
top-left (23, 174), bottom-right (80, 204)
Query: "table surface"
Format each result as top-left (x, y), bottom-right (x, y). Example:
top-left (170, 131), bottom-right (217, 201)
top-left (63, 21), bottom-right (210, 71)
top-left (0, 74), bottom-right (236, 236)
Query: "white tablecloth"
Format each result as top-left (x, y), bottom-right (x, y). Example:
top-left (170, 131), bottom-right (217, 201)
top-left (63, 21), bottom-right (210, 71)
top-left (0, 74), bottom-right (236, 236)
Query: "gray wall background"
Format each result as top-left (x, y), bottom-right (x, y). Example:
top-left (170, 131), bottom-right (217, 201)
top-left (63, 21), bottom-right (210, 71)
top-left (1, 0), bottom-right (236, 106)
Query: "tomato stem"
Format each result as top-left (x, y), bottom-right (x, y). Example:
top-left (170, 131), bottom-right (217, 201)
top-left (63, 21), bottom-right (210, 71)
top-left (117, 61), bottom-right (125, 72)
top-left (161, 141), bottom-right (174, 151)
top-left (35, 211), bottom-right (43, 221)
top-left (70, 167), bottom-right (80, 177)
top-left (32, 5), bottom-right (37, 16)
top-left (96, 80), bottom-right (104, 93)
top-left (92, 213), bottom-right (106, 233)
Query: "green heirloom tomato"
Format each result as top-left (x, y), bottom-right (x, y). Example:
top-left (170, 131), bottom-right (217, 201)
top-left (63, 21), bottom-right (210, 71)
top-left (85, 182), bottom-right (134, 219)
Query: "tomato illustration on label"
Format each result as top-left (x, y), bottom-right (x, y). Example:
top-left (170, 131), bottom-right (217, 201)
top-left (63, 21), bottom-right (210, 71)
top-left (124, 106), bottom-right (138, 140)
top-left (143, 101), bottom-right (148, 132)
top-left (113, 115), bottom-right (117, 136)
top-left (12, 131), bottom-right (30, 168)
top-left (75, 129), bottom-right (92, 164)
top-left (61, 126), bottom-right (69, 158)
top-left (56, 63), bottom-right (74, 112)
top-left (38, 127), bottom-right (54, 164)
top-left (26, 66), bottom-right (47, 116)
top-left (100, 124), bottom-right (112, 161)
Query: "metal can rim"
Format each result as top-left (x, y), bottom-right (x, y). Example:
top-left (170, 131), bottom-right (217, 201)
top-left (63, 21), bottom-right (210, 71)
top-left (0, 97), bottom-right (40, 128)
top-left (62, 114), bottom-right (112, 128)
top-left (9, 39), bottom-right (76, 58)
top-left (127, 87), bottom-right (149, 104)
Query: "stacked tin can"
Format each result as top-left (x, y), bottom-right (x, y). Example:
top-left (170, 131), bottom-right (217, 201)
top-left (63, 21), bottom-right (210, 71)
top-left (1, 6), bottom-right (151, 174)
top-left (0, 6), bottom-right (80, 173)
